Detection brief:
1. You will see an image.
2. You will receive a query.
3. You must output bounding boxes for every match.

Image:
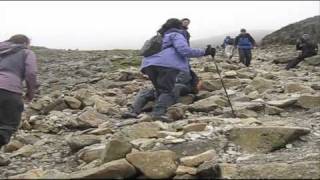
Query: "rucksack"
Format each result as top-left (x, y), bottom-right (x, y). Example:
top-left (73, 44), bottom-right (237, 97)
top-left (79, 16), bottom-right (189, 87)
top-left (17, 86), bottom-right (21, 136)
top-left (226, 38), bottom-right (234, 45)
top-left (140, 34), bottom-right (163, 57)
top-left (238, 36), bottom-right (252, 48)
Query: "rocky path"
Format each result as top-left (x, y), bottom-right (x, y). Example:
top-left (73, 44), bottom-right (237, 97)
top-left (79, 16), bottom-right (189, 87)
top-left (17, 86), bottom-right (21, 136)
top-left (0, 45), bottom-right (319, 179)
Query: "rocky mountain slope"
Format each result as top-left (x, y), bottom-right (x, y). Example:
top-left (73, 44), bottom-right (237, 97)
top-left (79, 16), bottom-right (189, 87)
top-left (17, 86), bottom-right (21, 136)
top-left (0, 44), bottom-right (320, 179)
top-left (261, 15), bottom-right (320, 46)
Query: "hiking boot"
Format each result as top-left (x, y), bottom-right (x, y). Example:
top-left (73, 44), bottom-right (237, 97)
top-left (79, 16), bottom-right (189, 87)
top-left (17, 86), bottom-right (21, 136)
top-left (0, 155), bottom-right (10, 166)
top-left (121, 112), bottom-right (138, 119)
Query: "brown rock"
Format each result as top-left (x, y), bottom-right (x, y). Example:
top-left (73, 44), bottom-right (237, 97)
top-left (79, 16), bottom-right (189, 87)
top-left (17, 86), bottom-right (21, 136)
top-left (126, 150), bottom-right (177, 179)
top-left (180, 150), bottom-right (217, 167)
top-left (70, 159), bottom-right (136, 179)
top-left (228, 126), bottom-right (310, 153)
top-left (183, 123), bottom-right (207, 134)
top-left (101, 139), bottom-right (132, 163)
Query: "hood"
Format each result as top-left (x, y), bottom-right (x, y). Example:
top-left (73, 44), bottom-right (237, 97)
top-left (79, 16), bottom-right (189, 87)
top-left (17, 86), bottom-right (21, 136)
top-left (164, 28), bottom-right (188, 39)
top-left (0, 41), bottom-right (27, 57)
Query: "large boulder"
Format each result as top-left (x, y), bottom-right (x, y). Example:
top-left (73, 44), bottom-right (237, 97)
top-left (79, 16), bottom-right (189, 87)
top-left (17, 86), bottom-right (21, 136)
top-left (74, 110), bottom-right (108, 129)
top-left (227, 126), bottom-right (310, 153)
top-left (119, 122), bottom-right (161, 140)
top-left (297, 95), bottom-right (320, 109)
top-left (64, 96), bottom-right (82, 109)
top-left (266, 97), bottom-right (298, 108)
top-left (220, 161), bottom-right (320, 179)
top-left (78, 144), bottom-right (105, 163)
top-left (190, 96), bottom-right (227, 112)
top-left (70, 159), bottom-right (136, 179)
top-left (249, 77), bottom-right (275, 93)
top-left (285, 83), bottom-right (315, 94)
top-left (305, 55), bottom-right (320, 66)
top-left (101, 139), bottom-right (132, 163)
top-left (66, 135), bottom-right (101, 152)
top-left (126, 150), bottom-right (177, 179)
top-left (94, 99), bottom-right (119, 115)
top-left (183, 123), bottom-right (207, 134)
top-left (180, 150), bottom-right (218, 167)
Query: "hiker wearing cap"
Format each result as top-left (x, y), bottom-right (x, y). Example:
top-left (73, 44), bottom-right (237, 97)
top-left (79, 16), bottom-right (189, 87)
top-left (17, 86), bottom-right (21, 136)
top-left (285, 33), bottom-right (318, 70)
top-left (222, 36), bottom-right (235, 60)
top-left (0, 34), bottom-right (38, 165)
top-left (122, 69), bottom-right (201, 119)
top-left (234, 29), bottom-right (256, 67)
top-left (140, 18), bottom-right (215, 122)
top-left (181, 18), bottom-right (191, 45)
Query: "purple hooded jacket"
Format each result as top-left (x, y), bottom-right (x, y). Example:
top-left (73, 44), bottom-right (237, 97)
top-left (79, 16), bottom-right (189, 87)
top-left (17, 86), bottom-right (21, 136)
top-left (0, 42), bottom-right (38, 100)
top-left (140, 28), bottom-right (205, 72)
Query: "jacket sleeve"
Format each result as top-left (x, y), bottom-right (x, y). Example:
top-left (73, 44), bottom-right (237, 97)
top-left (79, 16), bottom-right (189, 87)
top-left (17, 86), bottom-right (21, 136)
top-left (171, 33), bottom-right (205, 58)
top-left (248, 34), bottom-right (256, 46)
top-left (296, 42), bottom-right (302, 50)
top-left (234, 36), bottom-right (239, 46)
top-left (24, 50), bottom-right (38, 100)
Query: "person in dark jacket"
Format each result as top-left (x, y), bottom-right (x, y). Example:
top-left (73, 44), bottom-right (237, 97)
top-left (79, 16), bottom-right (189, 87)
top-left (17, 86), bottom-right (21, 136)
top-left (122, 69), bottom-right (200, 119)
top-left (0, 35), bottom-right (38, 165)
top-left (140, 18), bottom-right (215, 122)
top-left (181, 18), bottom-right (191, 44)
top-left (234, 29), bottom-right (256, 67)
top-left (222, 36), bottom-right (235, 59)
top-left (285, 34), bottom-right (318, 70)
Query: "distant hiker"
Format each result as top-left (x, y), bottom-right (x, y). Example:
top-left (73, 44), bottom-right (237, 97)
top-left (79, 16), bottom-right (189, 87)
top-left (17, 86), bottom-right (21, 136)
top-left (285, 33), bottom-right (318, 70)
top-left (234, 29), bottom-right (256, 67)
top-left (222, 36), bottom-right (235, 59)
top-left (140, 18), bottom-right (215, 122)
top-left (122, 69), bottom-right (200, 119)
top-left (0, 35), bottom-right (38, 151)
top-left (181, 18), bottom-right (191, 44)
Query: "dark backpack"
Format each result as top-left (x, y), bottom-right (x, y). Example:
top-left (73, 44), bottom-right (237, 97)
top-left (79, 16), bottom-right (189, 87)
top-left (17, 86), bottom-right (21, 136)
top-left (140, 34), bottom-right (163, 57)
top-left (226, 38), bottom-right (234, 45)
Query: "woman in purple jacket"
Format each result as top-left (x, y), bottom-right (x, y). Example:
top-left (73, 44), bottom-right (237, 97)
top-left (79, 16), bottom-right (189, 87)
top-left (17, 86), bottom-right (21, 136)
top-left (140, 18), bottom-right (215, 122)
top-left (0, 35), bottom-right (38, 155)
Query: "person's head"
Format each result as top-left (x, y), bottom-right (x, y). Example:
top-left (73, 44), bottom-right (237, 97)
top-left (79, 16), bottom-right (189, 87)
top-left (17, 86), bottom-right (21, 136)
top-left (181, 18), bottom-right (190, 29)
top-left (226, 36), bottom-right (231, 39)
top-left (240, 28), bottom-right (246, 34)
top-left (158, 18), bottom-right (183, 35)
top-left (302, 33), bottom-right (310, 40)
top-left (6, 34), bottom-right (30, 47)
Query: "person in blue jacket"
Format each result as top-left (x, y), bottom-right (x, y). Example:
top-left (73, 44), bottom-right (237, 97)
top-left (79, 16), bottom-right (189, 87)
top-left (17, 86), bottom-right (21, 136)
top-left (234, 29), bottom-right (256, 67)
top-left (140, 18), bottom-right (215, 122)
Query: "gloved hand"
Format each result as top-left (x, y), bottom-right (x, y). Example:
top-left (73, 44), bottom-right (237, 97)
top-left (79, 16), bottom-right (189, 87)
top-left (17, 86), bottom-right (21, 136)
top-left (204, 45), bottom-right (216, 57)
top-left (204, 45), bottom-right (212, 56)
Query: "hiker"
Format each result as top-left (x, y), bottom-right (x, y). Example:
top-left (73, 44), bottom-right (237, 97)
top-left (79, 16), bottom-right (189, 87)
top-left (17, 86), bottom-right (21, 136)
top-left (0, 35), bottom-right (38, 156)
top-left (222, 36), bottom-right (235, 59)
top-left (181, 18), bottom-right (191, 44)
top-left (140, 18), bottom-right (215, 122)
top-left (122, 69), bottom-right (200, 119)
top-left (234, 29), bottom-right (256, 67)
top-left (285, 33), bottom-right (318, 70)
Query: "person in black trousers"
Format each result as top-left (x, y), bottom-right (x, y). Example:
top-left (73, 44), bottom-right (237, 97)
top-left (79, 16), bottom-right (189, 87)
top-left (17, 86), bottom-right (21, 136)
top-left (234, 29), bottom-right (256, 67)
top-left (285, 34), bottom-right (318, 70)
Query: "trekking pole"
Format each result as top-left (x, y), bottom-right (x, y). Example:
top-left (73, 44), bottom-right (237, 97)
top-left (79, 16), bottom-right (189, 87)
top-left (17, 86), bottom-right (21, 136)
top-left (208, 45), bottom-right (236, 118)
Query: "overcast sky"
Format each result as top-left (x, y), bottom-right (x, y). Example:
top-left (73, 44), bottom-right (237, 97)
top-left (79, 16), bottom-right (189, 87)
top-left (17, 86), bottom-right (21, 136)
top-left (1, 1), bottom-right (319, 50)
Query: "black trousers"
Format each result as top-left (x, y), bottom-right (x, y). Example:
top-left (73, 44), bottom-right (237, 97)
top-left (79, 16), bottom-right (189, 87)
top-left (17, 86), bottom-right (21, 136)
top-left (142, 66), bottom-right (180, 117)
top-left (0, 89), bottom-right (23, 147)
top-left (285, 52), bottom-right (317, 70)
top-left (239, 48), bottom-right (252, 67)
top-left (132, 88), bottom-right (156, 114)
